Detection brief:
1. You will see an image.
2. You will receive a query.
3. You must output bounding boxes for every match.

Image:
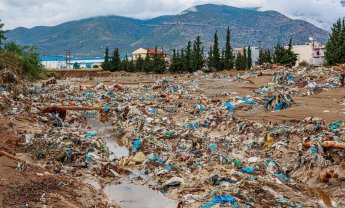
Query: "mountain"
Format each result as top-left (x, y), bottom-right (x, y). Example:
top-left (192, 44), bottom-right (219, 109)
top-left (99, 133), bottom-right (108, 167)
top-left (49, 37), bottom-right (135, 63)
top-left (6, 4), bottom-right (329, 57)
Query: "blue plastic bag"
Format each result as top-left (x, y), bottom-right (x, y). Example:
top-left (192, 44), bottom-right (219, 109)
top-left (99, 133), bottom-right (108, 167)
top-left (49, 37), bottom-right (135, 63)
top-left (211, 195), bottom-right (236, 203)
top-left (275, 173), bottom-right (290, 183)
top-left (103, 106), bottom-right (110, 112)
top-left (84, 132), bottom-right (97, 138)
top-left (307, 145), bottom-right (318, 154)
top-left (209, 143), bottom-right (217, 151)
top-left (274, 103), bottom-right (284, 111)
top-left (224, 102), bottom-right (235, 111)
top-left (241, 167), bottom-right (256, 174)
top-left (239, 98), bottom-right (256, 105)
top-left (131, 139), bottom-right (142, 152)
top-left (197, 104), bottom-right (206, 112)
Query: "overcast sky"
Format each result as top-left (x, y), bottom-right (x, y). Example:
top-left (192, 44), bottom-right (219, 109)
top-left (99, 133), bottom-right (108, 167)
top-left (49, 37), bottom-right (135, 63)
top-left (0, 0), bottom-right (344, 30)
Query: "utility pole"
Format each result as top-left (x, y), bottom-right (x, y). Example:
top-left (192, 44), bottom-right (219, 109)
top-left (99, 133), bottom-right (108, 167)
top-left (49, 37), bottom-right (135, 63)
top-left (66, 49), bottom-right (71, 69)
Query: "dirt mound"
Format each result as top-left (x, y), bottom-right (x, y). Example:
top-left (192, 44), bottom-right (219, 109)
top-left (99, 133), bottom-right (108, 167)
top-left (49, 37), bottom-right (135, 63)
top-left (0, 52), bottom-right (24, 84)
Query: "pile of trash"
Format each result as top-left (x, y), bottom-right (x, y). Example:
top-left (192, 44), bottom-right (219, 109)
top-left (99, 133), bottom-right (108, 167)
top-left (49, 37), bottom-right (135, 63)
top-left (1, 65), bottom-right (345, 207)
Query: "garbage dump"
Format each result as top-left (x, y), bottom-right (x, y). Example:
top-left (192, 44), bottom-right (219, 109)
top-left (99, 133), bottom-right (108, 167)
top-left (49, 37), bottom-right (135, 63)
top-left (1, 65), bottom-right (345, 207)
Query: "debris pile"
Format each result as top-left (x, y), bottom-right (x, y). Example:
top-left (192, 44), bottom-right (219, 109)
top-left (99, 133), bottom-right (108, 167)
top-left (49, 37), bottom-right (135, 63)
top-left (1, 65), bottom-right (345, 207)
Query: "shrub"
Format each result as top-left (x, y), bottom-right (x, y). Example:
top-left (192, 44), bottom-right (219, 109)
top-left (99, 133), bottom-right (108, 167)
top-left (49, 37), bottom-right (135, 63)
top-left (299, 60), bottom-right (309, 67)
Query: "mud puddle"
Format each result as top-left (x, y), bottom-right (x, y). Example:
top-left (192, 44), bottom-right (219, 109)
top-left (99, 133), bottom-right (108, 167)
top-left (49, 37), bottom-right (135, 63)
top-left (105, 137), bottom-right (129, 160)
top-left (88, 118), bottom-right (129, 159)
top-left (87, 118), bottom-right (177, 208)
top-left (104, 180), bottom-right (177, 208)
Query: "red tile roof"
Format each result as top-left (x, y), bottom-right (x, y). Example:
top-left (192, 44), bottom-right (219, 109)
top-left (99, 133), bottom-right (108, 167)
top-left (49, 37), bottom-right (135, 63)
top-left (145, 48), bottom-right (168, 55)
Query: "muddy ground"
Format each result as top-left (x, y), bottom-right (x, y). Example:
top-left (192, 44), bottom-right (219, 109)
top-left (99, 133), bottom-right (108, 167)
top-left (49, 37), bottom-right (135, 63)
top-left (1, 68), bottom-right (345, 207)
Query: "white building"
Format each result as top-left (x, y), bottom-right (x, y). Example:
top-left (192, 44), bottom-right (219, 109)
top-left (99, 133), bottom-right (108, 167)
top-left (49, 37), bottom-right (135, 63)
top-left (287, 41), bottom-right (326, 66)
top-left (132, 48), bottom-right (170, 64)
top-left (40, 56), bottom-right (104, 69)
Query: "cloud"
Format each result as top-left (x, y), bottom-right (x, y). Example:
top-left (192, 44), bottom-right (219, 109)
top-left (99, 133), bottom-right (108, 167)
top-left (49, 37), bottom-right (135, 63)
top-left (0, 0), bottom-right (344, 30)
top-left (261, 0), bottom-right (345, 30)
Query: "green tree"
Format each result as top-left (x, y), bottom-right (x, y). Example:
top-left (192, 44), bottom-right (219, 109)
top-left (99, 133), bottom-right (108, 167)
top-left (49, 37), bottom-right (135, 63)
top-left (235, 52), bottom-right (247, 70)
top-left (325, 18), bottom-right (345, 65)
top-left (258, 49), bottom-right (272, 65)
top-left (152, 46), bottom-right (166, 74)
top-left (179, 49), bottom-right (185, 73)
top-left (212, 31), bottom-right (221, 70)
top-left (207, 46), bottom-right (213, 69)
top-left (0, 19), bottom-right (6, 49)
top-left (243, 47), bottom-right (247, 68)
top-left (143, 50), bottom-right (151, 73)
top-left (170, 49), bottom-right (179, 73)
top-left (191, 36), bottom-right (204, 72)
top-left (273, 40), bottom-right (297, 66)
top-left (184, 41), bottom-right (192, 72)
top-left (101, 46), bottom-right (111, 71)
top-left (128, 60), bottom-right (135, 72)
top-left (3, 42), bottom-right (45, 79)
top-left (273, 44), bottom-right (285, 64)
top-left (4, 41), bottom-right (22, 54)
top-left (111, 48), bottom-right (121, 72)
top-left (224, 26), bottom-right (234, 69)
top-left (136, 55), bottom-right (144, 72)
top-left (247, 46), bottom-right (252, 69)
top-left (120, 54), bottom-right (129, 71)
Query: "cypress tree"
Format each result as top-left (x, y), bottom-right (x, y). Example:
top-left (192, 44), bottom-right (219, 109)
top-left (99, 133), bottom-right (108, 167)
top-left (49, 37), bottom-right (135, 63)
top-left (136, 55), bottom-right (144, 72)
top-left (185, 41), bottom-right (192, 72)
top-left (143, 50), bottom-right (151, 73)
top-left (101, 46), bottom-right (111, 71)
top-left (266, 50), bottom-right (272, 64)
top-left (273, 39), bottom-right (297, 66)
top-left (170, 49), bottom-right (177, 73)
top-left (128, 60), bottom-right (135, 72)
top-left (120, 54), bottom-right (129, 71)
top-left (273, 43), bottom-right (285, 64)
top-left (207, 46), bottom-right (213, 69)
top-left (258, 49), bottom-right (272, 65)
top-left (191, 36), bottom-right (204, 72)
top-left (0, 19), bottom-right (6, 49)
top-left (285, 39), bottom-right (297, 66)
top-left (212, 31), bottom-right (221, 70)
top-left (325, 18), bottom-right (345, 65)
top-left (235, 52), bottom-right (247, 70)
top-left (258, 49), bottom-right (264, 65)
top-left (152, 46), bottom-right (165, 74)
top-left (180, 49), bottom-right (185, 73)
top-left (177, 50), bottom-right (183, 73)
top-left (111, 48), bottom-right (121, 72)
top-left (243, 47), bottom-right (247, 69)
top-left (247, 46), bottom-right (252, 69)
top-left (224, 26), bottom-right (234, 69)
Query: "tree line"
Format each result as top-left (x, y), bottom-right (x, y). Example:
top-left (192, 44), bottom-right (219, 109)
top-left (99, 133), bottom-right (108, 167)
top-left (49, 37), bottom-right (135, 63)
top-left (257, 39), bottom-right (298, 66)
top-left (101, 46), bottom-right (166, 73)
top-left (164, 27), bottom-right (255, 72)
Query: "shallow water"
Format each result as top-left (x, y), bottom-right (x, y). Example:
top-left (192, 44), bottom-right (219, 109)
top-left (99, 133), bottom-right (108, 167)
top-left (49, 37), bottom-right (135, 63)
top-left (104, 181), bottom-right (177, 208)
top-left (87, 118), bottom-right (129, 159)
top-left (87, 118), bottom-right (177, 208)
top-left (105, 137), bottom-right (129, 159)
top-left (84, 178), bottom-right (101, 190)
